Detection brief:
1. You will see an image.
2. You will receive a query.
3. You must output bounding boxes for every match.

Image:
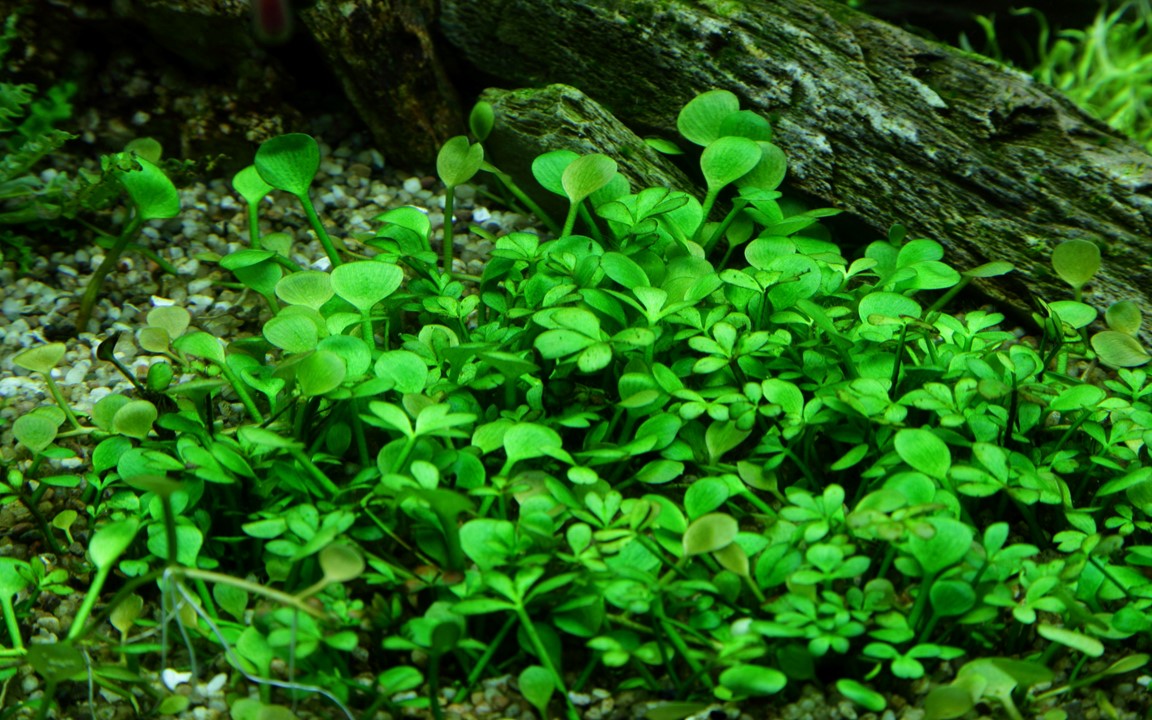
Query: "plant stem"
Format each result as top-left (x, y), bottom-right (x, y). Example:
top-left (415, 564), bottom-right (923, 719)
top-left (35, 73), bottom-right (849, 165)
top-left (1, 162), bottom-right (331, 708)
top-left (76, 215), bottom-right (144, 332)
top-left (296, 191), bottom-right (342, 267)
top-left (443, 184), bottom-right (456, 273)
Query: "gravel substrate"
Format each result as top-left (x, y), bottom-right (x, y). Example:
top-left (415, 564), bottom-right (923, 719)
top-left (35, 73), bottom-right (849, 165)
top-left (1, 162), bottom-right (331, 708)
top-left (2, 126), bottom-right (1152, 720)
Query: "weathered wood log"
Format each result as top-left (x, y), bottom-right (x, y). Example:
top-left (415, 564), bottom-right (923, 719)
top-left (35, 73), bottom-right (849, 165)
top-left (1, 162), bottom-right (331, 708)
top-left (302, 0), bottom-right (465, 168)
top-left (441, 0), bottom-right (1152, 345)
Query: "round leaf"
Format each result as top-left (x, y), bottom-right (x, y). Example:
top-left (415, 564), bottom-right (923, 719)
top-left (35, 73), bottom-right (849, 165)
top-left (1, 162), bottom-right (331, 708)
top-left (859, 292), bottom-right (922, 324)
top-left (330, 261), bottom-right (403, 312)
top-left (12, 343), bottom-right (66, 373)
top-left (1092, 331), bottom-right (1151, 368)
top-left (677, 89), bottom-right (741, 146)
top-left (320, 544), bottom-right (365, 584)
top-left (1106, 300), bottom-right (1142, 335)
top-left (561, 154), bottom-right (618, 205)
top-left (0, 558), bottom-right (31, 599)
top-left (111, 399), bottom-right (158, 439)
top-left (263, 312), bottom-right (321, 353)
top-left (1049, 300), bottom-right (1097, 329)
top-left (297, 349), bottom-right (346, 396)
top-left (700, 136), bottom-right (761, 193)
top-left (437, 136), bottom-right (485, 187)
top-left (734, 141), bottom-right (787, 191)
top-left (718, 664), bottom-right (786, 697)
top-left (837, 679), bottom-right (887, 712)
top-left (518, 665), bottom-right (555, 718)
top-left (255, 133), bottom-right (320, 196)
top-left (718, 110), bottom-right (773, 141)
top-left (89, 517), bottom-right (141, 572)
top-left (13, 413), bottom-right (59, 454)
top-left (532, 149), bottom-right (579, 196)
top-left (929, 579), bottom-right (977, 617)
top-left (907, 517), bottom-right (973, 577)
top-left (173, 331), bottom-right (226, 365)
top-left (682, 512), bottom-right (738, 556)
top-left (232, 164), bottom-right (273, 206)
top-left (1051, 239), bottom-right (1100, 289)
top-left (374, 350), bottom-right (428, 393)
top-left (275, 270), bottom-right (334, 309)
top-left (895, 428), bottom-right (951, 480)
top-left (147, 306), bottom-right (191, 342)
top-left (469, 101), bottom-right (495, 142)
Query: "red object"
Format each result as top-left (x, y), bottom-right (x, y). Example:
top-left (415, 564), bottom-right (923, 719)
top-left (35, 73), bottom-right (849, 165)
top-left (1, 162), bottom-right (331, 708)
top-left (252, 0), bottom-right (293, 45)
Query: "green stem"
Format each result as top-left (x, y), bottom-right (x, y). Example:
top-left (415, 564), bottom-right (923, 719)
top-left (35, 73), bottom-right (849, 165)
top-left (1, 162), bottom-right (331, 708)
top-left (286, 447), bottom-right (341, 497)
top-left (216, 363), bottom-right (264, 424)
top-left (561, 200), bottom-right (581, 238)
top-left (296, 191), bottom-right (342, 267)
top-left (77, 215), bottom-right (144, 331)
top-left (0, 597), bottom-right (22, 651)
top-left (516, 607), bottom-right (579, 720)
top-left (247, 201), bottom-right (262, 249)
top-left (490, 170), bottom-right (562, 236)
top-left (443, 184), bottom-right (457, 273)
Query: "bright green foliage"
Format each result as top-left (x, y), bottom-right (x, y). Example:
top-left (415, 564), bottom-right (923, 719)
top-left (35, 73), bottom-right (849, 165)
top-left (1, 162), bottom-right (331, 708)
top-left (7, 89), bottom-right (1152, 720)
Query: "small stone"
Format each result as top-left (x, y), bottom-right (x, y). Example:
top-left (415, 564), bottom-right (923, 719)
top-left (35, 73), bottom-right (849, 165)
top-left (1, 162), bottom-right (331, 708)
top-left (403, 177), bottom-right (422, 194)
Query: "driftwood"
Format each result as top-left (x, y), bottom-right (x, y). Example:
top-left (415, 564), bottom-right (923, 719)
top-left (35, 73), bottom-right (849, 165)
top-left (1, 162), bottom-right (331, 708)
top-left (440, 0), bottom-right (1152, 343)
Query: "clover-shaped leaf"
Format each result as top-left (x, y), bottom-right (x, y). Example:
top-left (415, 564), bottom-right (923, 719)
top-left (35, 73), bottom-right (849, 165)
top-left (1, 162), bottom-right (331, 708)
top-left (232, 164), bottom-right (273, 206)
top-left (276, 270), bottom-right (334, 309)
top-left (683, 512), bottom-right (738, 556)
top-left (12, 343), bottom-right (66, 373)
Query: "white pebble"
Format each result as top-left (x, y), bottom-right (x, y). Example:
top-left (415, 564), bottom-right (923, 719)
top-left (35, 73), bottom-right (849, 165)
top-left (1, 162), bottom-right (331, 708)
top-left (403, 177), bottom-right (422, 194)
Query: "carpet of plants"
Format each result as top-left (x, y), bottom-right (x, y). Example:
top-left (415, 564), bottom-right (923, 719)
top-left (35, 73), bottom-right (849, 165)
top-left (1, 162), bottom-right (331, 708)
top-left (4, 7), bottom-right (1152, 720)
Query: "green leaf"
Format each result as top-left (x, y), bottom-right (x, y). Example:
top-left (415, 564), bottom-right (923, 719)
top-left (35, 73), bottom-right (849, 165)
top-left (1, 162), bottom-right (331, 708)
top-left (89, 517), bottom-right (141, 572)
top-left (859, 292), bottom-right (922, 324)
top-left (374, 350), bottom-right (428, 393)
top-left (319, 544), bottom-right (365, 584)
top-left (469, 101), bottom-right (495, 142)
top-left (601, 252), bottom-right (650, 288)
top-left (232, 164), bottom-right (273, 206)
top-left (263, 312), bottom-right (321, 353)
top-left (504, 423), bottom-right (570, 466)
top-left (147, 305), bottom-right (191, 341)
top-left (929, 579), bottom-right (977, 617)
top-left (637, 459), bottom-right (684, 485)
top-left (684, 477), bottom-right (730, 519)
top-left (0, 558), bottom-right (30, 600)
top-left (146, 523), bottom-right (203, 566)
top-left (895, 428), bottom-right (951, 480)
top-left (13, 412), bottom-right (59, 454)
top-left (1037, 623), bottom-right (1104, 656)
top-left (719, 110), bottom-right (773, 141)
top-left (735, 141), bottom-right (787, 190)
top-left (437, 135), bottom-right (484, 187)
top-left (1106, 300), bottom-right (1142, 335)
top-left (297, 349), bottom-right (346, 396)
top-left (275, 270), bottom-right (334, 309)
top-left (1092, 331), bottom-right (1151, 367)
top-left (837, 679), bottom-right (887, 712)
top-left (1049, 384), bottom-right (1106, 412)
top-left (518, 665), bottom-right (555, 719)
top-left (377, 666), bottom-right (424, 693)
top-left (532, 150), bottom-right (579, 196)
top-left (173, 331), bottom-right (226, 365)
top-left (700, 136), bottom-right (761, 193)
top-left (11, 343), bottom-right (65, 373)
top-left (907, 517), bottom-right (973, 577)
top-left (117, 157), bottom-right (180, 220)
top-left (962, 260), bottom-right (1014, 278)
top-left (562, 154), bottom-right (618, 205)
top-left (255, 133), bottom-right (319, 197)
top-left (924, 685), bottom-right (973, 720)
top-left (1051, 239), bottom-right (1100, 289)
top-left (717, 664), bottom-right (786, 697)
top-left (682, 512), bottom-right (738, 556)
top-left (213, 583), bottom-right (249, 622)
top-left (1049, 300), bottom-right (1097, 329)
top-left (331, 260), bottom-right (403, 312)
top-left (111, 399), bottom-right (157, 439)
top-left (678, 89), bottom-right (741, 146)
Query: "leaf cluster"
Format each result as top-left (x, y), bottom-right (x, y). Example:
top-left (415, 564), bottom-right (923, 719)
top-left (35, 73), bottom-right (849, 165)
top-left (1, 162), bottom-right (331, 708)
top-left (4, 89), bottom-right (1152, 719)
